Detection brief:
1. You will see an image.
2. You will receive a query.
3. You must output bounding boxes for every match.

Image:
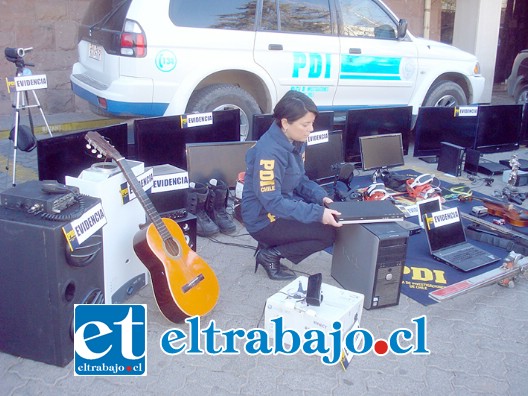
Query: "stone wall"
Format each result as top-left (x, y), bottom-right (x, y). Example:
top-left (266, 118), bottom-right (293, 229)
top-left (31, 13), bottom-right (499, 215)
top-left (0, 0), bottom-right (91, 118)
top-left (0, 0), bottom-right (438, 119)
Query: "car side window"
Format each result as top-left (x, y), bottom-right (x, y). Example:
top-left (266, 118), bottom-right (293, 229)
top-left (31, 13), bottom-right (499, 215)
top-left (169, 0), bottom-right (257, 30)
top-left (339, 0), bottom-right (397, 39)
top-left (261, 0), bottom-right (332, 35)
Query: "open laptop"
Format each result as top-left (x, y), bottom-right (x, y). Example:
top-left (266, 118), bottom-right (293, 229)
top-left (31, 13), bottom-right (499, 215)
top-left (328, 200), bottom-right (404, 224)
top-left (423, 207), bottom-right (500, 271)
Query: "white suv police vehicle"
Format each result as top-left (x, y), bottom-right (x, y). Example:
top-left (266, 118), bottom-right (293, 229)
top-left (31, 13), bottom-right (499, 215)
top-left (71, 0), bottom-right (485, 140)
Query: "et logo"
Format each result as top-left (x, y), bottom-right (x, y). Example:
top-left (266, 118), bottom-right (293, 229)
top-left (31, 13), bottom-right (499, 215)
top-left (74, 304), bottom-right (147, 376)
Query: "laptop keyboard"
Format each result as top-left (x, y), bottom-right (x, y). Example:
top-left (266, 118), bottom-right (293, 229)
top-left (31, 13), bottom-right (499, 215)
top-left (442, 246), bottom-right (484, 262)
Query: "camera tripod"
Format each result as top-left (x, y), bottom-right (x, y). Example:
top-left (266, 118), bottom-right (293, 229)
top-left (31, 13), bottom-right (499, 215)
top-left (4, 47), bottom-right (53, 186)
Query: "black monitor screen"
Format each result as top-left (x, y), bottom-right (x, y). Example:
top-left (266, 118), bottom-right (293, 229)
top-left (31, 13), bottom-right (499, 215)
top-left (475, 104), bottom-right (523, 153)
top-left (134, 109), bottom-right (240, 169)
top-left (37, 123), bottom-right (129, 184)
top-left (344, 106), bottom-right (411, 163)
top-left (413, 107), bottom-right (479, 158)
top-left (305, 131), bottom-right (343, 183)
top-left (186, 141), bottom-right (256, 188)
top-left (251, 111), bottom-right (334, 140)
top-left (359, 133), bottom-right (404, 171)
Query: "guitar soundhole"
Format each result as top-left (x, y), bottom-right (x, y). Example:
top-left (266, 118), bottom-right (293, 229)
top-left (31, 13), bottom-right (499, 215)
top-left (165, 238), bottom-right (180, 257)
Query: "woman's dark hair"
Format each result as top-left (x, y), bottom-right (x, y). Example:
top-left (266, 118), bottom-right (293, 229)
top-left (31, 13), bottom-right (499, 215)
top-left (273, 90), bottom-right (319, 126)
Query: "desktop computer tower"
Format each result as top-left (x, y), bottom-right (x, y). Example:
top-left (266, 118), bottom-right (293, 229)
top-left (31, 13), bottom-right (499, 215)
top-left (331, 222), bottom-right (408, 309)
top-left (437, 141), bottom-right (464, 177)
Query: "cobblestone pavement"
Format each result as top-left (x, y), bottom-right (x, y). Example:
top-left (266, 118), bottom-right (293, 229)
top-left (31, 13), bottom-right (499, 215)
top-left (1, 89), bottom-right (527, 395)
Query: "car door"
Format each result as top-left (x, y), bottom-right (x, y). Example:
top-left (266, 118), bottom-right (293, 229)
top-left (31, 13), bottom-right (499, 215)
top-left (333, 0), bottom-right (418, 108)
top-left (253, 0), bottom-right (340, 107)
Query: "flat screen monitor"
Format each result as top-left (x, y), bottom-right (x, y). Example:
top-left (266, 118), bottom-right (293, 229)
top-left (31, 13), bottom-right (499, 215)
top-left (134, 109), bottom-right (240, 169)
top-left (37, 123), bottom-right (129, 184)
top-left (305, 131), bottom-right (344, 183)
top-left (359, 133), bottom-right (404, 171)
top-left (475, 104), bottom-right (523, 153)
top-left (413, 106), bottom-right (479, 158)
top-left (186, 141), bottom-right (256, 188)
top-left (251, 111), bottom-right (334, 140)
top-left (343, 106), bottom-right (411, 163)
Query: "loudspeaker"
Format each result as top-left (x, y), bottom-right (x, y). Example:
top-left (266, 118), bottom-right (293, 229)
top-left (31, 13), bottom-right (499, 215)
top-left (331, 222), bottom-right (408, 309)
top-left (0, 196), bottom-right (104, 367)
top-left (437, 141), bottom-right (464, 177)
top-left (66, 160), bottom-right (148, 304)
top-left (173, 212), bottom-right (198, 251)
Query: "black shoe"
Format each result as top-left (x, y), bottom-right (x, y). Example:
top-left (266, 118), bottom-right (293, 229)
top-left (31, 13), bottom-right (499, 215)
top-left (255, 247), bottom-right (295, 281)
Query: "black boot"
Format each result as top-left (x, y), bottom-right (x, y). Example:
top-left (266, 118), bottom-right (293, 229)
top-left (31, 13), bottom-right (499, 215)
top-left (255, 247), bottom-right (295, 281)
top-left (206, 179), bottom-right (237, 234)
top-left (186, 182), bottom-right (219, 237)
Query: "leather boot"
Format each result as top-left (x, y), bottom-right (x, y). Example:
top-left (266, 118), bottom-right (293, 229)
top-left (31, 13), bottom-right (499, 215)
top-left (206, 179), bottom-right (236, 234)
top-left (255, 247), bottom-right (295, 281)
top-left (186, 182), bottom-right (219, 237)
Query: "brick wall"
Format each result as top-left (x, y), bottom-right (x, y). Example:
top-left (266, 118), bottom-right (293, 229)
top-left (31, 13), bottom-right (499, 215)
top-left (0, 0), bottom-right (441, 119)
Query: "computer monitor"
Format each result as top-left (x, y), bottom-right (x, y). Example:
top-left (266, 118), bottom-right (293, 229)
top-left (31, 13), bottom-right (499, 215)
top-left (186, 141), bottom-right (256, 188)
top-left (413, 106), bottom-right (479, 159)
top-left (37, 123), bottom-right (129, 184)
top-left (474, 104), bottom-right (523, 153)
top-left (251, 111), bottom-right (334, 140)
top-left (343, 106), bottom-right (411, 163)
top-left (134, 109), bottom-right (240, 169)
top-left (359, 133), bottom-right (404, 175)
top-left (305, 130), bottom-right (344, 183)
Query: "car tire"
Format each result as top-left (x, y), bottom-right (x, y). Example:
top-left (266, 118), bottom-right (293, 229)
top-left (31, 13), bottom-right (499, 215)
top-left (514, 83), bottom-right (528, 105)
top-left (422, 81), bottom-right (468, 107)
top-left (186, 84), bottom-right (261, 141)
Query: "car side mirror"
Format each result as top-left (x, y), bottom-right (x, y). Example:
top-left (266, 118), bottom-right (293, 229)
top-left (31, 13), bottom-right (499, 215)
top-left (397, 19), bottom-right (408, 39)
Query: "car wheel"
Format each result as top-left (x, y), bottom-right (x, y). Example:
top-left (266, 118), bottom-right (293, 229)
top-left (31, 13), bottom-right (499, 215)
top-left (422, 81), bottom-right (468, 107)
top-left (514, 83), bottom-right (528, 105)
top-left (186, 84), bottom-right (261, 141)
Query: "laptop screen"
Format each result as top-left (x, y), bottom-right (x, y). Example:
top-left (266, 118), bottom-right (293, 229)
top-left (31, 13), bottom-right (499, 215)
top-left (423, 208), bottom-right (466, 252)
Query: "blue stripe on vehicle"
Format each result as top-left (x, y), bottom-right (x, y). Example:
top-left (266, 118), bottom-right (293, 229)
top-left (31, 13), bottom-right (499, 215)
top-left (71, 83), bottom-right (168, 117)
top-left (340, 55), bottom-right (401, 81)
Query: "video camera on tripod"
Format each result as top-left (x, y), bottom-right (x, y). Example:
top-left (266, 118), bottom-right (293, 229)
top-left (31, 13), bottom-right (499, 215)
top-left (3, 45), bottom-right (53, 186)
top-left (4, 47), bottom-right (34, 71)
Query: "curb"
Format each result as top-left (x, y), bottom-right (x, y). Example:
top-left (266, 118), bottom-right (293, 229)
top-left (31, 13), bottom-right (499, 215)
top-left (0, 117), bottom-right (125, 140)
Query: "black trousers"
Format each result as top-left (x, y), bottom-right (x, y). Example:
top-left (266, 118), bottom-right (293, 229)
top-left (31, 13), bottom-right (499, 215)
top-left (250, 218), bottom-right (336, 264)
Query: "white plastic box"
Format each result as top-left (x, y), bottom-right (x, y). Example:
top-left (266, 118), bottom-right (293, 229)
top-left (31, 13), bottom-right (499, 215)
top-left (264, 276), bottom-right (364, 352)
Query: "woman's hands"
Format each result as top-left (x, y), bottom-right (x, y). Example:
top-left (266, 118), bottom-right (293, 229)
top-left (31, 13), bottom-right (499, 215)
top-left (321, 197), bottom-right (341, 227)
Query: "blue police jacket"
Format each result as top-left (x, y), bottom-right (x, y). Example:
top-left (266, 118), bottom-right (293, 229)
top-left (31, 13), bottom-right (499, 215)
top-left (241, 122), bottom-right (327, 234)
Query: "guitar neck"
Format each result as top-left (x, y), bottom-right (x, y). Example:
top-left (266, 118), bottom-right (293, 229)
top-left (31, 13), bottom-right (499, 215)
top-left (114, 158), bottom-right (170, 240)
top-left (460, 211), bottom-right (528, 241)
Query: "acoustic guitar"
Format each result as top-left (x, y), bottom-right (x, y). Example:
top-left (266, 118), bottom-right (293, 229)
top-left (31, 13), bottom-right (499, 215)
top-left (85, 131), bottom-right (219, 323)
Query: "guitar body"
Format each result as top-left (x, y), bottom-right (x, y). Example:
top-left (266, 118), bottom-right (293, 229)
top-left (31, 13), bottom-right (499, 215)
top-left (84, 131), bottom-right (219, 323)
top-left (133, 218), bottom-right (220, 323)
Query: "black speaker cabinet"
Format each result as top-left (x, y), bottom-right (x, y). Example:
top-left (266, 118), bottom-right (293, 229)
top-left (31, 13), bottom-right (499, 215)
top-left (0, 196), bottom-right (104, 367)
top-left (331, 222), bottom-right (408, 309)
top-left (171, 212), bottom-right (197, 251)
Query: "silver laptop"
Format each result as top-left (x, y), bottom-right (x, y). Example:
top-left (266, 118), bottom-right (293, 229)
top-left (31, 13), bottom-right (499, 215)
top-left (423, 207), bottom-right (500, 272)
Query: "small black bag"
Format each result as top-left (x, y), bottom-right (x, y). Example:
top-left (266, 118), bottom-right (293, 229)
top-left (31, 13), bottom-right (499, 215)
top-left (9, 124), bottom-right (36, 152)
